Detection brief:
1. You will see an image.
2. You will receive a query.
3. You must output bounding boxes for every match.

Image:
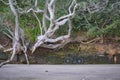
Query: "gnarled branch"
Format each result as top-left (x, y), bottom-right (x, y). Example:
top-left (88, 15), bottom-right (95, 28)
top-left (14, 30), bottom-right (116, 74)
top-left (32, 0), bottom-right (78, 53)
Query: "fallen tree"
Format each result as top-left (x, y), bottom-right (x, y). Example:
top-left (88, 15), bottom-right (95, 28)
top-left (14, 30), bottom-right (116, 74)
top-left (0, 0), bottom-right (78, 67)
top-left (0, 0), bottom-right (29, 67)
top-left (0, 0), bottom-right (112, 67)
top-left (31, 0), bottom-right (78, 52)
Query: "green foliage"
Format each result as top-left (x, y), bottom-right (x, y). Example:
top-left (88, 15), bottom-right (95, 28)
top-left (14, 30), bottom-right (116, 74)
top-left (0, 1), bottom-right (14, 24)
top-left (0, 1), bottom-right (8, 12)
top-left (0, 0), bottom-right (120, 42)
top-left (87, 26), bottom-right (99, 37)
top-left (24, 26), bottom-right (40, 42)
top-left (19, 14), bottom-right (41, 42)
top-left (55, 0), bottom-right (70, 19)
top-left (16, 0), bottom-right (46, 10)
top-left (0, 16), bottom-right (13, 38)
top-left (72, 0), bottom-right (120, 38)
top-left (102, 20), bottom-right (120, 36)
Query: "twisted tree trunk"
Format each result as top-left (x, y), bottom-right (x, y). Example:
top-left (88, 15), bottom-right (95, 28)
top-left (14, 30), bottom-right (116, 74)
top-left (31, 0), bottom-right (78, 53)
top-left (0, 0), bottom-right (29, 67)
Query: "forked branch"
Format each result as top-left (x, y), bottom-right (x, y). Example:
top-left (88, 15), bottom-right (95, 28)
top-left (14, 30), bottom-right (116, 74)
top-left (32, 0), bottom-right (78, 53)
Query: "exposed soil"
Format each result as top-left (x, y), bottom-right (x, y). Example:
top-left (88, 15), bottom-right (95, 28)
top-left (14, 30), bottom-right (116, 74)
top-left (0, 33), bottom-right (120, 64)
top-left (0, 34), bottom-right (11, 51)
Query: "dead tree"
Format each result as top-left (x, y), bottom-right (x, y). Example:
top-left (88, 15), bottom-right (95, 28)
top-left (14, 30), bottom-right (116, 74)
top-left (0, 0), bottom-right (78, 67)
top-left (31, 0), bottom-right (78, 53)
top-left (0, 0), bottom-right (29, 67)
top-left (0, 0), bottom-right (111, 67)
top-left (31, 0), bottom-right (110, 52)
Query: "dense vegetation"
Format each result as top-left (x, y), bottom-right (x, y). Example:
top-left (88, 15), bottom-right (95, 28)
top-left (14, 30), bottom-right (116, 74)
top-left (73, 0), bottom-right (120, 38)
top-left (0, 0), bottom-right (120, 65)
top-left (0, 0), bottom-right (120, 43)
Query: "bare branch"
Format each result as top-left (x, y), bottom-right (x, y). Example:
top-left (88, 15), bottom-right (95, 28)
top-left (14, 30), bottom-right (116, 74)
top-left (0, 0), bottom-right (30, 67)
top-left (35, 0), bottom-right (38, 7)
top-left (41, 41), bottom-right (69, 49)
top-left (56, 2), bottom-right (78, 22)
top-left (0, 0), bottom-right (9, 5)
top-left (68, 19), bottom-right (72, 36)
top-left (26, 7), bottom-right (44, 13)
top-left (56, 19), bottom-right (69, 26)
top-left (42, 35), bottom-right (71, 49)
top-left (45, 35), bottom-right (69, 43)
top-left (3, 31), bottom-right (13, 39)
top-left (48, 0), bottom-right (55, 20)
top-left (33, 11), bottom-right (42, 35)
top-left (111, 1), bottom-right (120, 10)
top-left (32, 0), bottom-right (78, 53)
top-left (69, 0), bottom-right (77, 14)
top-left (42, 0), bottom-right (49, 32)
top-left (16, 1), bottom-right (44, 14)
top-left (86, 0), bottom-right (109, 13)
top-left (0, 44), bottom-right (4, 51)
top-left (80, 37), bottom-right (101, 44)
top-left (4, 48), bottom-right (13, 52)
